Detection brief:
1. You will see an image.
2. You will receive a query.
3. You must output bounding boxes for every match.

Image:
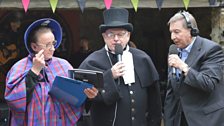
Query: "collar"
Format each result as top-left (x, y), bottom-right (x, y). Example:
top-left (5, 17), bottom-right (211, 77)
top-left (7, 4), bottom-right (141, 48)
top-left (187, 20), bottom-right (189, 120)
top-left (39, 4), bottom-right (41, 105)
top-left (177, 37), bottom-right (196, 53)
top-left (104, 44), bottom-right (130, 54)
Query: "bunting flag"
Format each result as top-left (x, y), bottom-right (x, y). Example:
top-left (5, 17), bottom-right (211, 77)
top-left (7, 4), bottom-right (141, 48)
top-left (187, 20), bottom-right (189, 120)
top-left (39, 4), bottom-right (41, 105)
top-left (155, 0), bottom-right (164, 10)
top-left (209, 0), bottom-right (216, 5)
top-left (104, 0), bottom-right (112, 9)
top-left (77, 0), bottom-right (86, 12)
top-left (131, 0), bottom-right (139, 12)
top-left (49, 0), bottom-right (58, 13)
top-left (22, 0), bottom-right (30, 12)
top-left (183, 0), bottom-right (190, 10)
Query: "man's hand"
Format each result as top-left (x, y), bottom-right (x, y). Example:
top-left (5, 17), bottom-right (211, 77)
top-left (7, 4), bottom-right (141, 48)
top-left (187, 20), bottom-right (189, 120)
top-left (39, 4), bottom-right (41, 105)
top-left (31, 49), bottom-right (45, 75)
top-left (168, 54), bottom-right (189, 75)
top-left (111, 61), bottom-right (125, 79)
top-left (84, 87), bottom-right (98, 99)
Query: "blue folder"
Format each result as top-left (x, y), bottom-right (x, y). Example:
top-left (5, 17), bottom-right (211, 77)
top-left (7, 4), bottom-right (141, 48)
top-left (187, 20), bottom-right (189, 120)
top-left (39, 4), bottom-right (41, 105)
top-left (49, 76), bottom-right (93, 107)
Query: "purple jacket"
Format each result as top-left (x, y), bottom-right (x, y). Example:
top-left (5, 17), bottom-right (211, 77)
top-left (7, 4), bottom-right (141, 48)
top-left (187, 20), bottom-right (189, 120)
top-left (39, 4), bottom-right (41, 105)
top-left (5, 55), bottom-right (83, 126)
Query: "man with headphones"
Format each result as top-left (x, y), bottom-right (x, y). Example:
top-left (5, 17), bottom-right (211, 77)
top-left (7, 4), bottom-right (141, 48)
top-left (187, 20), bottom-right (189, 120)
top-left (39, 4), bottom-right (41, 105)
top-left (164, 11), bottom-right (224, 126)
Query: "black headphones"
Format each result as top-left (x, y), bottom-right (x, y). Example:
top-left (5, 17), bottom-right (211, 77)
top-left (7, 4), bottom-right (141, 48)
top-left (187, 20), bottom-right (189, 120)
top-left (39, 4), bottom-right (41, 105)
top-left (180, 11), bottom-right (199, 37)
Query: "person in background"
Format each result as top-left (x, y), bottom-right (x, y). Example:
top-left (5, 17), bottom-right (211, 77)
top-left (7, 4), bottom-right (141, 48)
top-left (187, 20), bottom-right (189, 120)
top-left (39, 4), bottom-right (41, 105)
top-left (71, 37), bottom-right (93, 68)
top-left (4, 18), bottom-right (98, 126)
top-left (0, 11), bottom-right (23, 47)
top-left (0, 11), bottom-right (24, 75)
top-left (80, 38), bottom-right (92, 53)
top-left (128, 41), bottom-right (137, 48)
top-left (79, 8), bottom-right (162, 126)
top-left (164, 10), bottom-right (224, 126)
top-left (0, 12), bottom-right (24, 108)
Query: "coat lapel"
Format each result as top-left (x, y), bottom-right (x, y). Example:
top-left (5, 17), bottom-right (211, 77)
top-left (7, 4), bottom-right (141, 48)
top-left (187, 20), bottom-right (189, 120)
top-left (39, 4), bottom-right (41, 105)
top-left (185, 36), bottom-right (203, 67)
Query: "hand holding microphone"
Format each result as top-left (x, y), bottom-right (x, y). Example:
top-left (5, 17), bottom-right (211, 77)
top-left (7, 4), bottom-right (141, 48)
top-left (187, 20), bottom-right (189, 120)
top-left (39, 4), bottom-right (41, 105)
top-left (168, 44), bottom-right (179, 75)
top-left (111, 44), bottom-right (125, 79)
top-left (111, 62), bottom-right (125, 79)
top-left (31, 49), bottom-right (46, 75)
top-left (168, 44), bottom-right (189, 75)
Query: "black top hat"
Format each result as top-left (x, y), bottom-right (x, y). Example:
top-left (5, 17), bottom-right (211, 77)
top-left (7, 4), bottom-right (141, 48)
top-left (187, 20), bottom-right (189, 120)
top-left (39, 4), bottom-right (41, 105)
top-left (99, 8), bottom-right (133, 33)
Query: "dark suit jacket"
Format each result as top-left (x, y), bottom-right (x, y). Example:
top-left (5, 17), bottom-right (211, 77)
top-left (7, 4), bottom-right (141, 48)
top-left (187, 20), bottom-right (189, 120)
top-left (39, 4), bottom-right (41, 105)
top-left (164, 36), bottom-right (224, 126)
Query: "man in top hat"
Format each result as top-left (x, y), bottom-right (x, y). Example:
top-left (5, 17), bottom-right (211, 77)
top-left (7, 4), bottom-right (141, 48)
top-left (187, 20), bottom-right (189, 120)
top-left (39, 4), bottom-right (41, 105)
top-left (79, 8), bottom-right (162, 126)
top-left (4, 18), bottom-right (98, 126)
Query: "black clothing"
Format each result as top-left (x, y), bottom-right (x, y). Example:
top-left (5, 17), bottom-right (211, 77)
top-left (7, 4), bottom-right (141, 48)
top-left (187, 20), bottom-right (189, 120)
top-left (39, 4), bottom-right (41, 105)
top-left (79, 47), bottom-right (162, 126)
top-left (71, 49), bottom-right (92, 68)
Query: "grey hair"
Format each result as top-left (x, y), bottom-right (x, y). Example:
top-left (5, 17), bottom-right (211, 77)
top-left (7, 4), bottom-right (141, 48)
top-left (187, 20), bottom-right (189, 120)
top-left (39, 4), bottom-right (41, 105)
top-left (168, 10), bottom-right (198, 30)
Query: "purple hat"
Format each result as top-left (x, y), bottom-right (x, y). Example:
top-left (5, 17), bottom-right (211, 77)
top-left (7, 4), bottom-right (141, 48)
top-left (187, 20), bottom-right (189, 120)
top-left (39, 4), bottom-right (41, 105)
top-left (24, 18), bottom-right (62, 54)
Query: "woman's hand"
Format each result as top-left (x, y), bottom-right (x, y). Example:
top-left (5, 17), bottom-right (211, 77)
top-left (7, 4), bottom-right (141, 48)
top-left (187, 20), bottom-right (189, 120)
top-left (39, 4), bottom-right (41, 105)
top-left (31, 49), bottom-right (45, 75)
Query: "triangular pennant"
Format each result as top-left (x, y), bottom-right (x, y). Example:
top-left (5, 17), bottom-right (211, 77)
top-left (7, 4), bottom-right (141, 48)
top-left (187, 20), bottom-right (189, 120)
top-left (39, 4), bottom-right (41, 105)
top-left (104, 0), bottom-right (113, 9)
top-left (209, 0), bottom-right (216, 5)
top-left (155, 0), bottom-right (164, 10)
top-left (77, 0), bottom-right (86, 13)
top-left (183, 0), bottom-right (190, 10)
top-left (131, 0), bottom-right (139, 12)
top-left (22, 0), bottom-right (30, 12)
top-left (49, 0), bottom-right (58, 13)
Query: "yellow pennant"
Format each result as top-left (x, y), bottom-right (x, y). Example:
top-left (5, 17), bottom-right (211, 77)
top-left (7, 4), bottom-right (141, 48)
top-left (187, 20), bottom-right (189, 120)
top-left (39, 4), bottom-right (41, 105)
top-left (131, 0), bottom-right (139, 12)
top-left (183, 0), bottom-right (190, 10)
top-left (49, 0), bottom-right (58, 13)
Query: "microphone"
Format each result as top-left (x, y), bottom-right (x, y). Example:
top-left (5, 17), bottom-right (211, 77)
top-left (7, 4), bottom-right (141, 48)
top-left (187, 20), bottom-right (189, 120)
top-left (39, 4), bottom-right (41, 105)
top-left (168, 44), bottom-right (178, 75)
top-left (115, 44), bottom-right (123, 62)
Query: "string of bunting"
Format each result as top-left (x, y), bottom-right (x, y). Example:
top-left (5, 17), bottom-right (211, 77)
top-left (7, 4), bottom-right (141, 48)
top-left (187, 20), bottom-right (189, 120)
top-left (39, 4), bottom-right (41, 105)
top-left (2, 0), bottom-right (217, 13)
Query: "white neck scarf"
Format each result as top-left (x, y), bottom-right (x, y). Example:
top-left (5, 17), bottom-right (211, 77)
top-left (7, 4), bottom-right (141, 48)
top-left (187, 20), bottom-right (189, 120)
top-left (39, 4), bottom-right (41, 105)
top-left (105, 45), bottom-right (135, 85)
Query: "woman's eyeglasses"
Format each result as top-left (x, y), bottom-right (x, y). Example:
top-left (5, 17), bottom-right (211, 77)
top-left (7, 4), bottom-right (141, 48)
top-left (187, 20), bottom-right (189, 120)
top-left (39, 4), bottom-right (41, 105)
top-left (36, 40), bottom-right (57, 49)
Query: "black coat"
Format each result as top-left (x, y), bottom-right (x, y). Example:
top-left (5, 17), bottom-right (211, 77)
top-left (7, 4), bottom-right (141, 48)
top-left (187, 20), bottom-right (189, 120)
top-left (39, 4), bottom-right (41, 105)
top-left (79, 47), bottom-right (162, 126)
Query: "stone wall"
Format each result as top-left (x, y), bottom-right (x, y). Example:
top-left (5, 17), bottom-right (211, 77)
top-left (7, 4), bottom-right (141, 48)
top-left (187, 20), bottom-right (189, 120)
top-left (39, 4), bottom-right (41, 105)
top-left (211, 8), bottom-right (224, 49)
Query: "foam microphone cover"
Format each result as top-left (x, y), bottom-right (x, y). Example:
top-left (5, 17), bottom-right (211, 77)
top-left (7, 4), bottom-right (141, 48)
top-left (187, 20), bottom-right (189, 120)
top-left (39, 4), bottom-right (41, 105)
top-left (115, 44), bottom-right (123, 62)
top-left (115, 44), bottom-right (123, 55)
top-left (169, 44), bottom-right (178, 55)
top-left (169, 44), bottom-right (178, 75)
